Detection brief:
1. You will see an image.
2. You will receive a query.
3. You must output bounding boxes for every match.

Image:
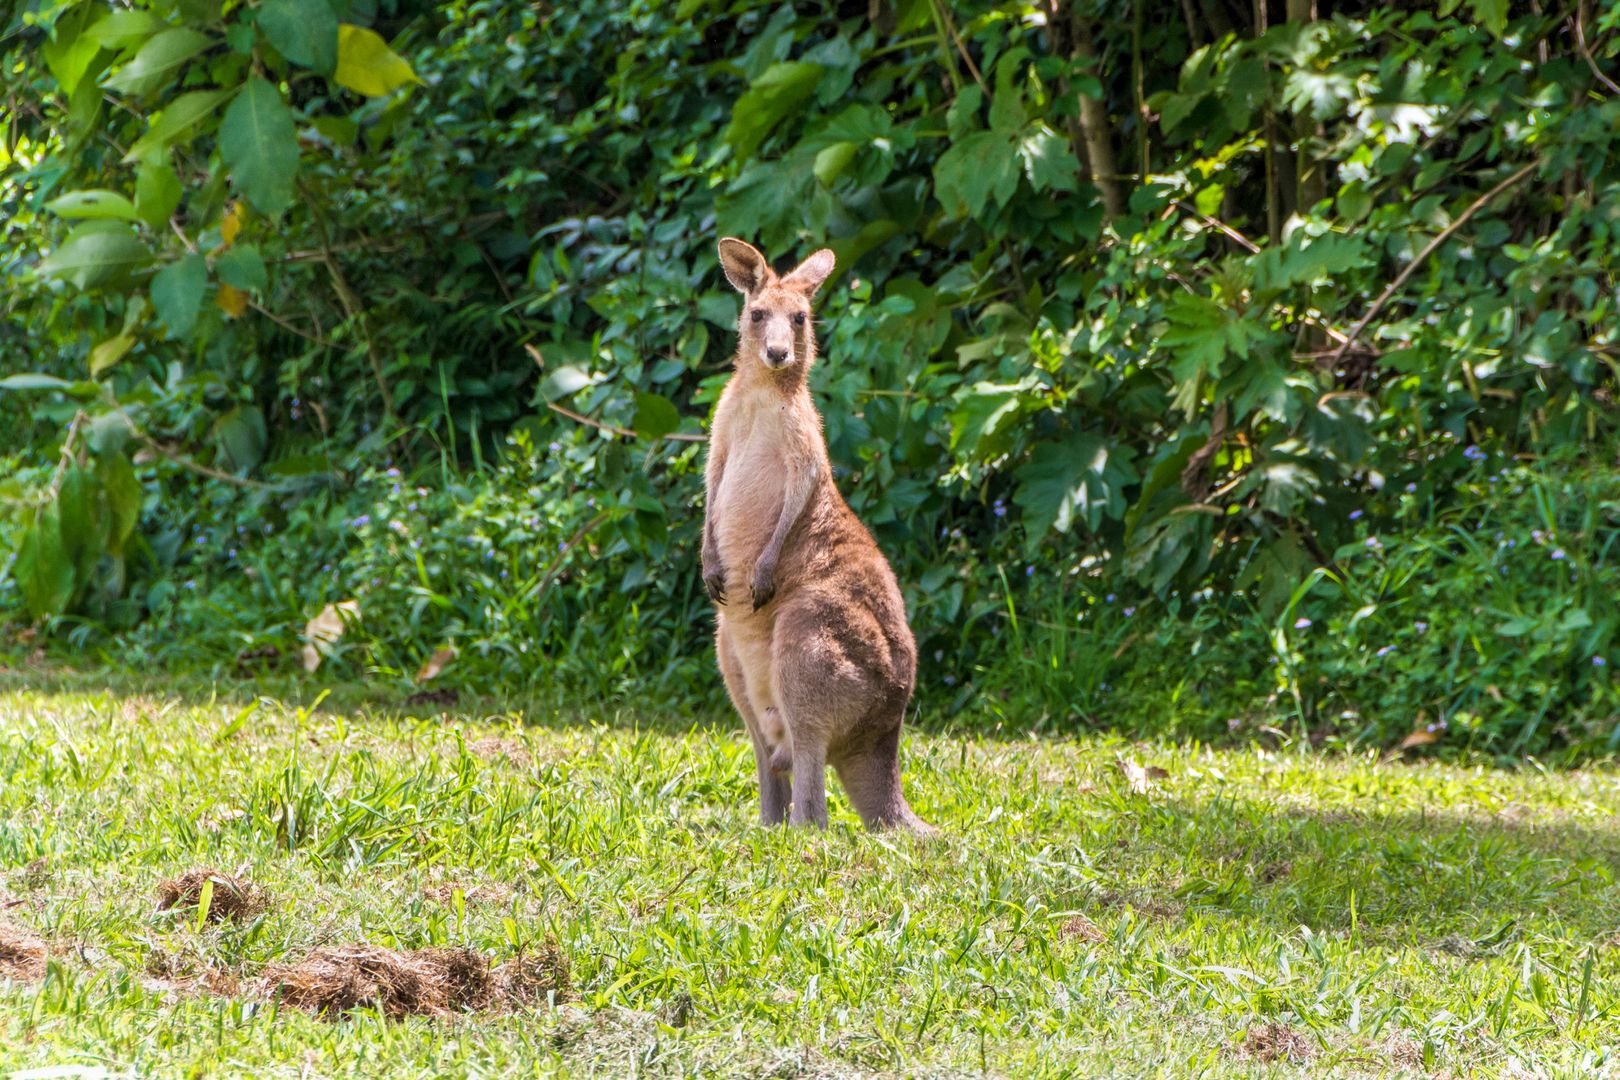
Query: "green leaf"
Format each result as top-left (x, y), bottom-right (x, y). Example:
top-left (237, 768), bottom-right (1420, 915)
top-left (213, 405), bottom-right (267, 473)
top-left (813, 142), bottom-right (857, 187)
top-left (57, 465), bottom-right (105, 582)
top-left (258, 0), bottom-right (338, 75)
top-left (949, 378), bottom-right (1038, 460)
top-left (103, 28), bottom-right (212, 96)
top-left (215, 245), bottom-right (268, 291)
top-left (123, 89), bottom-right (235, 164)
top-left (14, 511), bottom-right (76, 619)
top-left (86, 10), bottom-right (164, 52)
top-left (86, 412), bottom-right (135, 457)
top-left (42, 4), bottom-right (108, 98)
top-left (135, 161), bottom-right (183, 228)
top-left (1471, 0), bottom-right (1509, 37)
top-left (632, 392), bottom-right (680, 439)
top-left (89, 334), bottom-right (136, 377)
top-left (933, 131), bottom-right (1021, 219)
top-left (333, 24), bottom-right (421, 97)
top-left (1019, 126), bottom-right (1078, 194)
top-left (0, 374), bottom-right (74, 391)
top-left (45, 189), bottom-right (139, 221)
top-left (538, 365), bottom-right (598, 401)
top-left (36, 223), bottom-right (151, 290)
top-left (151, 253), bottom-right (208, 339)
top-left (220, 77), bottom-right (299, 216)
top-left (724, 62), bottom-right (824, 160)
top-left (1014, 431), bottom-right (1138, 543)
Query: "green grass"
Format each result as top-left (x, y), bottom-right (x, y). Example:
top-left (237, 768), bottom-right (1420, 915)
top-left (1, 670), bottom-right (1618, 1077)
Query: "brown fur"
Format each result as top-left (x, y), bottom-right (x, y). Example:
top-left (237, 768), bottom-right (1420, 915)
top-left (703, 238), bottom-right (931, 832)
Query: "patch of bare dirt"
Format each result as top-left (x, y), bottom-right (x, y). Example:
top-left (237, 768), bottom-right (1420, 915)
top-left (0, 920), bottom-right (47, 982)
top-left (498, 938), bottom-right (572, 1005)
top-left (155, 869), bottom-right (269, 923)
top-left (1239, 1021), bottom-right (1317, 1064)
top-left (422, 881), bottom-right (515, 907)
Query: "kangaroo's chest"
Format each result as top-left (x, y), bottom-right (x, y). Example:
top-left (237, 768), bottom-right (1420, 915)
top-left (713, 405), bottom-right (792, 558)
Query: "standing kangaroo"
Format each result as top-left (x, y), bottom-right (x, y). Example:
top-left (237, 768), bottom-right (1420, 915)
top-left (703, 237), bottom-right (931, 833)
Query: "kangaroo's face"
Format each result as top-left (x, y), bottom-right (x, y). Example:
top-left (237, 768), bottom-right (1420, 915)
top-left (718, 238), bottom-right (835, 375)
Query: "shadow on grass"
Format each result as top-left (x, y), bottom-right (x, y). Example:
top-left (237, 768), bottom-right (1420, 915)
top-left (1103, 793), bottom-right (1620, 946)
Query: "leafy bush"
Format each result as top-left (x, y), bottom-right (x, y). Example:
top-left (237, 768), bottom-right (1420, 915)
top-left (3, 0), bottom-right (1618, 754)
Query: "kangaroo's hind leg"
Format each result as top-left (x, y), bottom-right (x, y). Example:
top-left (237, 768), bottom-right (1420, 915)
top-left (716, 623), bottom-right (790, 824)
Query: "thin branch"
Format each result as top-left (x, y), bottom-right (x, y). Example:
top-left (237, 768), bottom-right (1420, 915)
top-left (521, 509), bottom-right (613, 606)
top-left (524, 345), bottom-right (705, 442)
top-left (929, 0), bottom-right (987, 94)
top-left (301, 181), bottom-right (396, 420)
top-left (139, 434), bottom-right (274, 488)
top-left (1576, 1), bottom-right (1620, 96)
top-left (47, 411), bottom-right (87, 497)
top-left (1329, 161), bottom-right (1540, 366)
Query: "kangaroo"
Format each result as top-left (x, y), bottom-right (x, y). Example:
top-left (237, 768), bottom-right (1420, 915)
top-left (703, 237), bottom-right (931, 833)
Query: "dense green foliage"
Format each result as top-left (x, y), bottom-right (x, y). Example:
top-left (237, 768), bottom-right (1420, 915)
top-left (2, 0), bottom-right (1618, 753)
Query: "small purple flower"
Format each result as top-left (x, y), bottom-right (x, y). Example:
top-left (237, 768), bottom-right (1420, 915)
top-left (1364, 536), bottom-right (1383, 550)
top-left (1025, 566), bottom-right (1034, 577)
top-left (994, 504), bottom-right (1007, 518)
top-left (943, 675), bottom-right (957, 686)
top-left (1349, 510), bottom-right (1363, 520)
top-left (1405, 482), bottom-right (1417, 493)
top-left (1376, 645), bottom-right (1395, 657)
top-left (386, 467), bottom-right (401, 478)
top-left (1414, 621), bottom-right (1429, 632)
top-left (548, 442), bottom-right (562, 453)
top-left (1294, 617), bottom-right (1312, 630)
top-left (1106, 594), bottom-right (1117, 603)
top-left (1124, 606), bottom-right (1136, 617)
top-left (1551, 549), bottom-right (1566, 560)
top-left (1594, 656), bottom-right (1607, 667)
top-left (1463, 445), bottom-right (1486, 461)
top-left (351, 514), bottom-right (371, 527)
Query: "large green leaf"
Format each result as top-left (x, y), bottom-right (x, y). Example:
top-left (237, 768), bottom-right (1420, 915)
top-left (220, 77), bottom-right (299, 216)
top-left (150, 253), bottom-right (208, 339)
top-left (135, 161), bottom-right (182, 228)
top-left (14, 510), bottom-right (76, 620)
top-left (949, 378), bottom-right (1038, 461)
top-left (123, 89), bottom-right (235, 164)
top-left (216, 245), bottom-right (268, 291)
top-left (86, 10), bottom-right (164, 52)
top-left (632, 392), bottom-right (679, 440)
top-left (45, 189), bottom-right (139, 221)
top-left (333, 24), bottom-right (420, 96)
top-left (213, 405), bottom-right (267, 472)
top-left (933, 131), bottom-right (1022, 219)
top-left (98, 453), bottom-right (143, 555)
top-left (41, 4), bottom-right (107, 98)
top-left (1014, 431), bottom-right (1138, 543)
top-left (259, 0), bottom-right (338, 75)
top-left (724, 62), bottom-right (824, 160)
top-left (89, 334), bottom-right (136, 377)
top-left (103, 28), bottom-right (212, 96)
top-left (36, 222), bottom-right (150, 290)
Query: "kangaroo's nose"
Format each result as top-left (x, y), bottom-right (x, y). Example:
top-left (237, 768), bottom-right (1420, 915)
top-left (766, 346), bottom-right (789, 365)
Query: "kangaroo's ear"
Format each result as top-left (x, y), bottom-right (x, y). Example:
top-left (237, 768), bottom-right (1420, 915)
top-left (718, 237), bottom-right (770, 295)
top-left (781, 248), bottom-right (835, 297)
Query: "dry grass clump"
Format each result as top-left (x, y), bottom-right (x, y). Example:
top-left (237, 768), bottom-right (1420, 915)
top-left (0, 920), bottom-right (47, 981)
top-left (1057, 915), bottom-right (1105, 944)
top-left (267, 945), bottom-right (495, 1018)
top-left (466, 736), bottom-right (531, 766)
top-left (264, 938), bottom-right (570, 1019)
top-left (422, 881), bottom-right (515, 907)
top-left (1240, 1021), bottom-right (1316, 1063)
top-left (155, 869), bottom-right (269, 922)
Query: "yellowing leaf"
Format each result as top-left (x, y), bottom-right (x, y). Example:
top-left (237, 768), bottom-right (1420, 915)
top-left (414, 646), bottom-right (457, 684)
top-left (1117, 758), bottom-right (1169, 796)
top-left (1398, 728), bottom-right (1440, 751)
top-left (216, 282), bottom-right (247, 318)
top-left (89, 334), bottom-right (135, 376)
top-left (334, 25), bottom-right (420, 97)
top-left (221, 201), bottom-right (243, 247)
top-left (302, 599), bottom-right (361, 672)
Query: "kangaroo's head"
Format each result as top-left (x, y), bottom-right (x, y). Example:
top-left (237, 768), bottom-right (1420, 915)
top-left (718, 238), bottom-right (835, 379)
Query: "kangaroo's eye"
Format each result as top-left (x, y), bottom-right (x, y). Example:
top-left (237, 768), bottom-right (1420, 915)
top-left (792, 312), bottom-right (806, 327)
top-left (750, 309), bottom-right (765, 323)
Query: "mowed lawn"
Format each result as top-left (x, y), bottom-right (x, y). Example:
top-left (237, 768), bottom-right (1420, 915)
top-left (1, 674), bottom-right (1618, 1078)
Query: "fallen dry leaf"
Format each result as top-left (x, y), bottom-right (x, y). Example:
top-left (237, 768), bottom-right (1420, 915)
top-left (1397, 728), bottom-right (1440, 751)
top-left (1116, 758), bottom-right (1170, 794)
top-left (302, 600), bottom-right (361, 673)
top-left (415, 646), bottom-right (457, 684)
